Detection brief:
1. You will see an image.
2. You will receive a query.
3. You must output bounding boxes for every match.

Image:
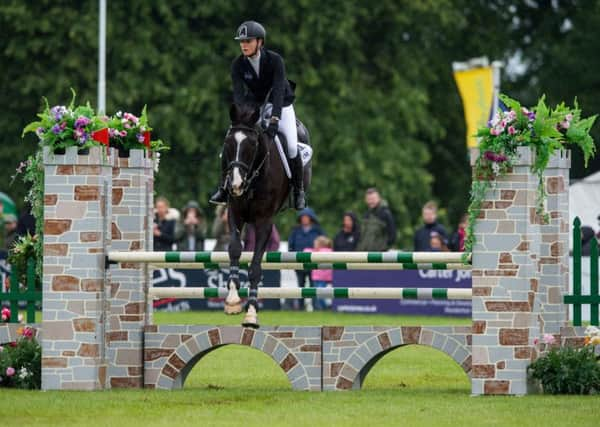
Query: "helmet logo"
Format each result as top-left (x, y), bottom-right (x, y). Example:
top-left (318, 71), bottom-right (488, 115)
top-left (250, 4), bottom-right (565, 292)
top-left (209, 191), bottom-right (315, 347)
top-left (238, 25), bottom-right (247, 38)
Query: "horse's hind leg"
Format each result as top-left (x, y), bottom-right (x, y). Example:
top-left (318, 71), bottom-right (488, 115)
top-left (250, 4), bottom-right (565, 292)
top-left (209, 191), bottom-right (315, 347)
top-left (225, 210), bottom-right (243, 315)
top-left (242, 222), bottom-right (272, 328)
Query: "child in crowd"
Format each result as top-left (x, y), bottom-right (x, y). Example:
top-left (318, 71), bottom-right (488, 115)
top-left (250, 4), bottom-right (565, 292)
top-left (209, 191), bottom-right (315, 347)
top-left (304, 236), bottom-right (333, 310)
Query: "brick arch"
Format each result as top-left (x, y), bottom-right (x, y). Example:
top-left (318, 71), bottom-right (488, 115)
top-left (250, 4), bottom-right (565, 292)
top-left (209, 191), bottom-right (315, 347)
top-left (144, 326), bottom-right (320, 390)
top-left (324, 326), bottom-right (472, 390)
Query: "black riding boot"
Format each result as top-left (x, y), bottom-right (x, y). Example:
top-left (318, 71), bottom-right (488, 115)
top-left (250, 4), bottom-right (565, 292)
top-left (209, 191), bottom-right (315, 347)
top-left (290, 155), bottom-right (306, 210)
top-left (209, 151), bottom-right (228, 205)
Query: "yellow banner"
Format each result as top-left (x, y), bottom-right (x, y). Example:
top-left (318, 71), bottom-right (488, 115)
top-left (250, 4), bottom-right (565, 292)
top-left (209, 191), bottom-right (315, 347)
top-left (453, 67), bottom-right (494, 148)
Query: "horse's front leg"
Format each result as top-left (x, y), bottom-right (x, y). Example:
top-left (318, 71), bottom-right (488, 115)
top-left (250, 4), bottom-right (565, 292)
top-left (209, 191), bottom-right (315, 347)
top-left (224, 209), bottom-right (243, 315)
top-left (242, 221), bottom-right (272, 329)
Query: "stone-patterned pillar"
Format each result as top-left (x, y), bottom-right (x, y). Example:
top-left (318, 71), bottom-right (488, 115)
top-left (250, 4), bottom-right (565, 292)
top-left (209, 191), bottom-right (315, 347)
top-left (538, 151), bottom-right (570, 335)
top-left (470, 147), bottom-right (542, 395)
top-left (108, 149), bottom-right (154, 388)
top-left (42, 146), bottom-right (113, 390)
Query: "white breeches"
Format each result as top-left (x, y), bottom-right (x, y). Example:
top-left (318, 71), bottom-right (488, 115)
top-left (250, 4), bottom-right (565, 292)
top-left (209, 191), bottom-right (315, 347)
top-left (279, 105), bottom-right (298, 159)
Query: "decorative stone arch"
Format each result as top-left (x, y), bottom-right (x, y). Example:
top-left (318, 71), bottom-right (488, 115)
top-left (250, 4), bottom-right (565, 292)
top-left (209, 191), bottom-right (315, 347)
top-left (144, 325), bottom-right (322, 391)
top-left (322, 326), bottom-right (471, 390)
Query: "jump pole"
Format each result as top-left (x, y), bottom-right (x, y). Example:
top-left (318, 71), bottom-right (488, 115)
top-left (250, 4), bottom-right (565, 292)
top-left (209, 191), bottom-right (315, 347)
top-left (148, 262), bottom-right (472, 270)
top-left (108, 251), bottom-right (471, 264)
top-left (149, 287), bottom-right (472, 300)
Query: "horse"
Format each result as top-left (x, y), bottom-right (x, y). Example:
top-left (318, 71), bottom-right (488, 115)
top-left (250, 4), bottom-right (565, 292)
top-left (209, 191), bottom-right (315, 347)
top-left (222, 103), bottom-right (311, 328)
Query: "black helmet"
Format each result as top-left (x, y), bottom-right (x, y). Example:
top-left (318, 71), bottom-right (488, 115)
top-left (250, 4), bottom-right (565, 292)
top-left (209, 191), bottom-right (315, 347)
top-left (234, 21), bottom-right (266, 41)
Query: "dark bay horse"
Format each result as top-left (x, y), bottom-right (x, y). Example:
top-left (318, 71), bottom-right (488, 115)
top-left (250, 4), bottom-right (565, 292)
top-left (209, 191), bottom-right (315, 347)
top-left (222, 104), bottom-right (310, 328)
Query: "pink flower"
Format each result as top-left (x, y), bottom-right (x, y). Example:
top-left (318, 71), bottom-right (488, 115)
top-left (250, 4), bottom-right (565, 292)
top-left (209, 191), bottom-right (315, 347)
top-left (506, 110), bottom-right (517, 122)
top-left (6, 367), bottom-right (15, 377)
top-left (499, 119), bottom-right (507, 128)
top-left (1, 314), bottom-right (7, 321)
top-left (533, 338), bottom-right (539, 346)
top-left (508, 126), bottom-right (516, 135)
top-left (119, 130), bottom-right (127, 137)
top-left (543, 333), bottom-right (556, 345)
top-left (489, 128), bottom-right (500, 136)
top-left (1, 307), bottom-right (10, 317)
top-left (22, 327), bottom-right (33, 338)
top-left (561, 120), bottom-right (570, 129)
top-left (565, 113), bottom-right (573, 121)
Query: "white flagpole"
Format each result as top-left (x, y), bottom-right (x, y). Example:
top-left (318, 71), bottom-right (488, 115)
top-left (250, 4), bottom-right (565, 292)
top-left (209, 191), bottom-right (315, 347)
top-left (98, 0), bottom-right (107, 114)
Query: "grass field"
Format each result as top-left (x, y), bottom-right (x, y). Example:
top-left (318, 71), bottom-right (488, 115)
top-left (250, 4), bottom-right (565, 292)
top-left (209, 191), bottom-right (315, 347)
top-left (0, 311), bottom-right (596, 427)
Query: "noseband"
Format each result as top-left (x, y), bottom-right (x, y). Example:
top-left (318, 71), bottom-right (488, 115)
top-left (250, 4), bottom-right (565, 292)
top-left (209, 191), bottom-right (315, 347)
top-left (226, 125), bottom-right (268, 194)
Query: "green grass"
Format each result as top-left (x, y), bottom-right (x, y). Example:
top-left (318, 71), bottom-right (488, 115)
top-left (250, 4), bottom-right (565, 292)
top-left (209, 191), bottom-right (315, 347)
top-left (0, 311), bottom-right (597, 427)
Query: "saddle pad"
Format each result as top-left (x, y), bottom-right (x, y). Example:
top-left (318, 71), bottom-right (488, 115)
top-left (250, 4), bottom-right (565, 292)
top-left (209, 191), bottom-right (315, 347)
top-left (274, 138), bottom-right (313, 179)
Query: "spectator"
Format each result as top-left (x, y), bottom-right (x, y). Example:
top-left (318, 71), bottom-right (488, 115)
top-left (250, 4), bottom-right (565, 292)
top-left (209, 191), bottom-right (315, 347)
top-left (429, 231), bottom-right (449, 252)
top-left (288, 208), bottom-right (324, 309)
top-left (3, 214), bottom-right (17, 251)
top-left (356, 188), bottom-right (396, 251)
top-left (17, 202), bottom-right (35, 237)
top-left (413, 201), bottom-right (448, 251)
top-left (581, 225), bottom-right (596, 256)
top-left (153, 197), bottom-right (176, 251)
top-left (175, 201), bottom-right (206, 251)
top-left (243, 224), bottom-right (280, 252)
top-left (333, 212), bottom-right (360, 251)
top-left (212, 205), bottom-right (230, 251)
top-left (305, 236), bottom-right (333, 310)
top-left (448, 214), bottom-right (468, 252)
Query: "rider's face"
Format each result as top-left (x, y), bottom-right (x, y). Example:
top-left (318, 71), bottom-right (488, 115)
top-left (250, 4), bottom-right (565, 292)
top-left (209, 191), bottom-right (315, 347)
top-left (240, 39), bottom-right (260, 57)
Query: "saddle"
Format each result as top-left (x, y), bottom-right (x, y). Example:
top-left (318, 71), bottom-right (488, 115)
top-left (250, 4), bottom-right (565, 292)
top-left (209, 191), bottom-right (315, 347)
top-left (259, 104), bottom-right (313, 178)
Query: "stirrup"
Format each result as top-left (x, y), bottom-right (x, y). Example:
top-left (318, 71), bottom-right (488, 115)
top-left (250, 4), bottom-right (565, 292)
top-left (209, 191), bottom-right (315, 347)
top-left (209, 188), bottom-right (227, 205)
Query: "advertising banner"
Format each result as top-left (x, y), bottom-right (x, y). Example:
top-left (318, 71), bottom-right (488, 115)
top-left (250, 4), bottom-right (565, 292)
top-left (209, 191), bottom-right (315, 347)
top-left (332, 269), bottom-right (471, 316)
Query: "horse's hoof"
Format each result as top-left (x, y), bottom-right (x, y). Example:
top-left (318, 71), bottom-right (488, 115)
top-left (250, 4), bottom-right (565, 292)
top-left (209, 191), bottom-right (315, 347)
top-left (225, 281), bottom-right (241, 306)
top-left (224, 302), bottom-right (242, 315)
top-left (241, 305), bottom-right (259, 328)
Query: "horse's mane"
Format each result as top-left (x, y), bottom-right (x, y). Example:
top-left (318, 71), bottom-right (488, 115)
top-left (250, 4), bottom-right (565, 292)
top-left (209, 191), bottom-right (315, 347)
top-left (231, 103), bottom-right (259, 127)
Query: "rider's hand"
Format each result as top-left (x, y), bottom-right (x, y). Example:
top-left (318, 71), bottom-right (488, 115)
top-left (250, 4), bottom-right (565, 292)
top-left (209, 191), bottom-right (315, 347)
top-left (266, 122), bottom-right (278, 139)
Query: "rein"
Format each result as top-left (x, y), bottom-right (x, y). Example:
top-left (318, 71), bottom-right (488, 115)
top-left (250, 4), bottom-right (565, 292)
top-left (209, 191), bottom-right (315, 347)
top-left (226, 125), bottom-right (269, 195)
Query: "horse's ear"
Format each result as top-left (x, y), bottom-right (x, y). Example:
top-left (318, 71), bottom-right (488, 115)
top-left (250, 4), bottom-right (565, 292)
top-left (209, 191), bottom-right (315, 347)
top-left (229, 103), bottom-right (240, 124)
top-left (250, 107), bottom-right (260, 125)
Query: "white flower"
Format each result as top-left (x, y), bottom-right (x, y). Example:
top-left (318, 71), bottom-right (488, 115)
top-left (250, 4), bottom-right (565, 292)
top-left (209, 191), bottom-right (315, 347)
top-left (116, 111), bottom-right (123, 118)
top-left (18, 367), bottom-right (30, 379)
top-left (585, 326), bottom-right (600, 336)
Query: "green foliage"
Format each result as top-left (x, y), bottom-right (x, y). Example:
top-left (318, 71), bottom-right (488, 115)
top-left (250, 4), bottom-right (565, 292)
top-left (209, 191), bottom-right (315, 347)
top-left (528, 345), bottom-right (600, 395)
top-left (11, 150), bottom-right (44, 283)
top-left (0, 329), bottom-right (41, 390)
top-left (7, 233), bottom-right (37, 287)
top-left (465, 94), bottom-right (597, 252)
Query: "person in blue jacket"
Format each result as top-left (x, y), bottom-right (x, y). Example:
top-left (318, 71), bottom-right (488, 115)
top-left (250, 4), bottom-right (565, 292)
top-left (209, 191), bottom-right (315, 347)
top-left (287, 208), bottom-right (324, 309)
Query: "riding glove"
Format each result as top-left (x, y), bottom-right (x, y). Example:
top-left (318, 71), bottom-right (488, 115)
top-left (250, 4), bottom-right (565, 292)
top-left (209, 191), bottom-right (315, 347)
top-left (266, 122), bottom-right (278, 139)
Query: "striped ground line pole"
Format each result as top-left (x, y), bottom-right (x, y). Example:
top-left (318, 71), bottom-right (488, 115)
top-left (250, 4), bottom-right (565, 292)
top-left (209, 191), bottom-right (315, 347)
top-left (148, 262), bottom-right (472, 271)
top-left (149, 287), bottom-right (472, 300)
top-left (108, 251), bottom-right (472, 264)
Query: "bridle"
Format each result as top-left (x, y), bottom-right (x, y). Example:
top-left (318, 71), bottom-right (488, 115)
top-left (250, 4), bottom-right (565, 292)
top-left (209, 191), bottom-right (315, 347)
top-left (226, 124), bottom-right (269, 195)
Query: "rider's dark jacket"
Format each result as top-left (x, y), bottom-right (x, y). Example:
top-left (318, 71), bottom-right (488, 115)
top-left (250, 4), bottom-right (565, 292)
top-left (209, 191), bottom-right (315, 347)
top-left (231, 48), bottom-right (295, 119)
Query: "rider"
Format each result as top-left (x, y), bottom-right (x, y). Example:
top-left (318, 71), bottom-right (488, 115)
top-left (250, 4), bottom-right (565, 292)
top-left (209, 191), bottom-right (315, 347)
top-left (210, 20), bottom-right (306, 210)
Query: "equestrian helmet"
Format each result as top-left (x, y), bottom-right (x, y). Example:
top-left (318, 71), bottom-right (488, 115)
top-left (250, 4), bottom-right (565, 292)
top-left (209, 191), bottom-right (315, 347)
top-left (235, 21), bottom-right (266, 41)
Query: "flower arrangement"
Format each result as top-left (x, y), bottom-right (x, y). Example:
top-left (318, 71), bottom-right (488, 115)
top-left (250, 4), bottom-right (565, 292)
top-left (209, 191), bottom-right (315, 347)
top-left (465, 94), bottom-right (597, 253)
top-left (0, 326), bottom-right (41, 389)
top-left (106, 106), bottom-right (167, 155)
top-left (528, 330), bottom-right (600, 394)
top-left (22, 90), bottom-right (168, 156)
top-left (22, 90), bottom-right (107, 153)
